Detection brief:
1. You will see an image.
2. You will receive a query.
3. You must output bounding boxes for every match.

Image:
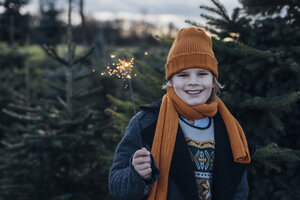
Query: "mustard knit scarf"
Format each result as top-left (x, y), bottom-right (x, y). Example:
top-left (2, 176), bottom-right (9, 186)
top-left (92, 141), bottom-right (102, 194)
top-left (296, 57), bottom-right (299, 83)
top-left (148, 87), bottom-right (251, 200)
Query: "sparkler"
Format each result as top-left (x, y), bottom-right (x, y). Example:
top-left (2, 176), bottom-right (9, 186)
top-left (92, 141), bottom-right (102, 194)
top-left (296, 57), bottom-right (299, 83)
top-left (92, 51), bottom-right (149, 148)
top-left (94, 53), bottom-right (148, 114)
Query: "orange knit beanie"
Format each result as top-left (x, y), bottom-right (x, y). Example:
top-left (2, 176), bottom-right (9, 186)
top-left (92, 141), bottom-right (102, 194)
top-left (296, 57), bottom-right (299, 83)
top-left (165, 26), bottom-right (218, 80)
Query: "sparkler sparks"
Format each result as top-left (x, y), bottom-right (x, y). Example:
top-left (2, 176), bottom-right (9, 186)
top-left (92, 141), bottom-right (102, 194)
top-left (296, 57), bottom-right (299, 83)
top-left (99, 55), bottom-right (137, 88)
top-left (91, 51), bottom-right (148, 115)
top-left (104, 54), bottom-right (138, 113)
top-left (91, 51), bottom-right (147, 89)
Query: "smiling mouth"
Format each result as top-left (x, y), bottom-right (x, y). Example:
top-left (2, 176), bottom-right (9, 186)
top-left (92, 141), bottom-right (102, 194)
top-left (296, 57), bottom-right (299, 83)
top-left (185, 90), bottom-right (203, 94)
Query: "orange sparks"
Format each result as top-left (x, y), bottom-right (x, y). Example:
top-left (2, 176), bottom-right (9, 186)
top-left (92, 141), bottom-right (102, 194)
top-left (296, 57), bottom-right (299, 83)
top-left (101, 55), bottom-right (136, 82)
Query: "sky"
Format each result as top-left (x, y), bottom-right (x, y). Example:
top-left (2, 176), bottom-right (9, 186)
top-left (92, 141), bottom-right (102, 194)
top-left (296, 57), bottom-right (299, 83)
top-left (23, 0), bottom-right (241, 28)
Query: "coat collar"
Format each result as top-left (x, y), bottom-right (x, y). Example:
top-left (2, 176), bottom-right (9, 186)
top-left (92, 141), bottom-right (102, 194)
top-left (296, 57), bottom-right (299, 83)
top-left (139, 99), bottom-right (162, 112)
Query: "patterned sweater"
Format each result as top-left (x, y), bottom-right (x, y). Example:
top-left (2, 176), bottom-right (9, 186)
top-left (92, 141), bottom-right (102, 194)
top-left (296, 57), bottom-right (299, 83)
top-left (179, 116), bottom-right (215, 200)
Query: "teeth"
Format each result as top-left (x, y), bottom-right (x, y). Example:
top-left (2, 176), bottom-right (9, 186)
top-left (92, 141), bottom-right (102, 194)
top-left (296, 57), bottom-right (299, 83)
top-left (186, 90), bottom-right (202, 94)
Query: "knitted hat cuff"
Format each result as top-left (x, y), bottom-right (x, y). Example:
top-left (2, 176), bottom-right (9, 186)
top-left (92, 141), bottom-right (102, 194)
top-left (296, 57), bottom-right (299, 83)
top-left (166, 52), bottom-right (218, 80)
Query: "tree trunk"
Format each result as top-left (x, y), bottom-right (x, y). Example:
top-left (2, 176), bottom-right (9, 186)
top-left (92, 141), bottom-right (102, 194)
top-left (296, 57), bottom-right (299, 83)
top-left (66, 0), bottom-right (73, 119)
top-left (79, 0), bottom-right (87, 45)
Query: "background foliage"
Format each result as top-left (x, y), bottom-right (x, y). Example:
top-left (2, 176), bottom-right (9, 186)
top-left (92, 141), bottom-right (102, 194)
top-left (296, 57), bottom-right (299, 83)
top-left (0, 0), bottom-right (299, 199)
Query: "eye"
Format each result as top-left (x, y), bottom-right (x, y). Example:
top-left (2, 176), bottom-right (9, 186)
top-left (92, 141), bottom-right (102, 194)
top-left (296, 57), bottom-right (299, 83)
top-left (177, 73), bottom-right (188, 77)
top-left (198, 72), bottom-right (208, 76)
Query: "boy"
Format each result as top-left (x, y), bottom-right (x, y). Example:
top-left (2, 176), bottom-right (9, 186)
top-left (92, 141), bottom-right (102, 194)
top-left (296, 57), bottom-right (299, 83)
top-left (109, 26), bottom-right (255, 200)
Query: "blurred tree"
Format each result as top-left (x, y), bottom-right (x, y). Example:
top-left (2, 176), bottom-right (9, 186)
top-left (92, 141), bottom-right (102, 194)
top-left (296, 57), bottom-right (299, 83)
top-left (0, 50), bottom-right (27, 148)
top-left (0, 0), bottom-right (31, 46)
top-left (0, 0), bottom-right (118, 199)
top-left (31, 0), bottom-right (64, 45)
top-left (240, 0), bottom-right (300, 27)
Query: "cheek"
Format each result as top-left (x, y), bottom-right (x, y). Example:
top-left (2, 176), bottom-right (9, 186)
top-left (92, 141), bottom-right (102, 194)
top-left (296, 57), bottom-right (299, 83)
top-left (170, 78), bottom-right (182, 89)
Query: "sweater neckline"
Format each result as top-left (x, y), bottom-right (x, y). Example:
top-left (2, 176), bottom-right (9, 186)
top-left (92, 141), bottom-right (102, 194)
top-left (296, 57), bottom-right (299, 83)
top-left (179, 115), bottom-right (212, 130)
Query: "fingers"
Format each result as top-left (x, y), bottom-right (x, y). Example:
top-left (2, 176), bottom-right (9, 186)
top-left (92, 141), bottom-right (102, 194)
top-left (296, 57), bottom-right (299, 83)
top-left (134, 161), bottom-right (151, 171)
top-left (132, 148), bottom-right (151, 166)
top-left (132, 148), bottom-right (152, 179)
top-left (138, 167), bottom-right (152, 179)
top-left (133, 147), bottom-right (150, 159)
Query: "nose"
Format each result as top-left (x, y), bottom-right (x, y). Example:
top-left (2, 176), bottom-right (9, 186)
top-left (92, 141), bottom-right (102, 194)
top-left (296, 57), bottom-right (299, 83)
top-left (188, 74), bottom-right (199, 85)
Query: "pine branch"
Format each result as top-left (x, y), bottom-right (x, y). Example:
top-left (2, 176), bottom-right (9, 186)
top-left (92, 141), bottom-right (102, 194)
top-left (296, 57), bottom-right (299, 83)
top-left (184, 19), bottom-right (204, 28)
top-left (154, 35), bottom-right (173, 46)
top-left (270, 91), bottom-right (300, 109)
top-left (106, 94), bottom-right (134, 112)
top-left (199, 5), bottom-right (224, 17)
top-left (241, 96), bottom-right (269, 109)
top-left (134, 96), bottom-right (148, 106)
top-left (135, 59), bottom-right (163, 80)
top-left (2, 109), bottom-right (42, 121)
top-left (261, 160), bottom-right (281, 171)
top-left (73, 71), bottom-right (93, 81)
top-left (241, 92), bottom-right (300, 111)
top-left (200, 13), bottom-right (220, 22)
top-left (268, 110), bottom-right (284, 131)
top-left (11, 91), bottom-right (26, 101)
top-left (210, 0), bottom-right (231, 22)
top-left (73, 86), bottom-right (103, 100)
top-left (73, 46), bottom-right (95, 65)
top-left (1, 140), bottom-right (14, 148)
top-left (43, 79), bottom-right (65, 94)
top-left (60, 111), bottom-right (93, 127)
top-left (231, 8), bottom-right (241, 22)
top-left (73, 104), bottom-right (96, 117)
top-left (57, 95), bottom-right (68, 110)
top-left (235, 41), bottom-right (273, 58)
top-left (41, 45), bottom-right (68, 66)
top-left (104, 108), bottom-right (129, 124)
top-left (186, 20), bottom-right (220, 36)
top-left (7, 103), bottom-right (41, 112)
top-left (254, 143), bottom-right (300, 171)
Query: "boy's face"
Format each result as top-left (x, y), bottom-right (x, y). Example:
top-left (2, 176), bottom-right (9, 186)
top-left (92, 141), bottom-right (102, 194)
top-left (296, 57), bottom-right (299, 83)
top-left (170, 68), bottom-right (214, 106)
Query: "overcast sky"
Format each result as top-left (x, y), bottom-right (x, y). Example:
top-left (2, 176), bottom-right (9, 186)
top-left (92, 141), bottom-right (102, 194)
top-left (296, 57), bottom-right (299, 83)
top-left (25, 0), bottom-right (241, 28)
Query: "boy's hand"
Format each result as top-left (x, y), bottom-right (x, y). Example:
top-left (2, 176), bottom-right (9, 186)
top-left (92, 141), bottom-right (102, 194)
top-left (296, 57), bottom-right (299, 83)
top-left (132, 147), bottom-right (152, 179)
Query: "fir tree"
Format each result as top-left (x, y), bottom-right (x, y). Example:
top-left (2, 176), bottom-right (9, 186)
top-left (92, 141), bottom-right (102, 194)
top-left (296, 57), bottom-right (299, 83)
top-left (0, 0), bottom-right (117, 199)
top-left (32, 0), bottom-right (64, 45)
top-left (0, 0), bottom-right (31, 46)
top-left (186, 0), bottom-right (300, 199)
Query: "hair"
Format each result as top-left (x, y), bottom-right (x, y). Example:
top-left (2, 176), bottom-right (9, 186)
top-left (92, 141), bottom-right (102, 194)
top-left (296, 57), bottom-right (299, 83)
top-left (162, 75), bottom-right (225, 102)
top-left (211, 76), bottom-right (225, 100)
